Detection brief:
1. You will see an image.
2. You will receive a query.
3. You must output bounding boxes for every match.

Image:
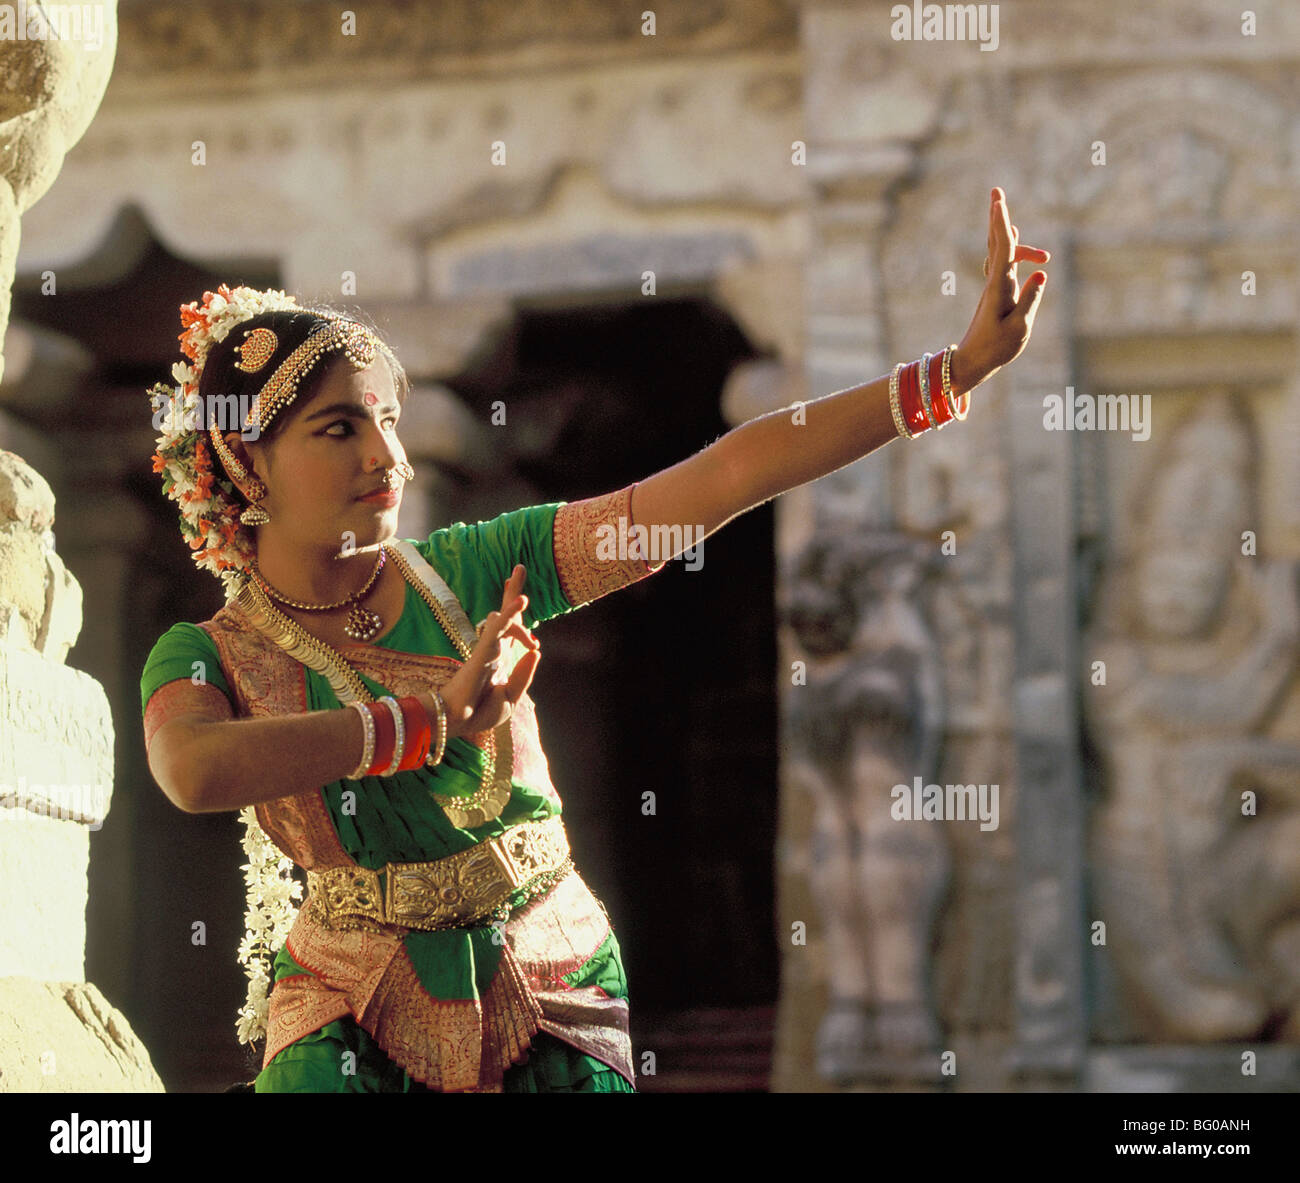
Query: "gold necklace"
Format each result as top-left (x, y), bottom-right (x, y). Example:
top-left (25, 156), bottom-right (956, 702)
top-left (236, 546), bottom-right (513, 827)
top-left (248, 547), bottom-right (387, 643)
top-left (385, 545), bottom-right (513, 826)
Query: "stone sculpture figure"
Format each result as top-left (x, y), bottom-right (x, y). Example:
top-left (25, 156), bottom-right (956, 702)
top-left (782, 530), bottom-right (948, 1082)
top-left (1084, 393), bottom-right (1300, 1042)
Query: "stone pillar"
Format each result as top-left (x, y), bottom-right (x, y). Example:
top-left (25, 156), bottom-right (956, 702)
top-left (0, 451), bottom-right (160, 1089)
top-left (0, 0), bottom-right (118, 387)
top-left (0, 0), bottom-right (158, 1090)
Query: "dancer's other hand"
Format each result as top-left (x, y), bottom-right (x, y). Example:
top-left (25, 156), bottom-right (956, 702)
top-left (421, 564), bottom-right (540, 738)
top-left (951, 187), bottom-right (1051, 395)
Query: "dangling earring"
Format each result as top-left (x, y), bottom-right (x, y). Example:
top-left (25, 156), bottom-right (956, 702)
top-left (209, 427), bottom-right (270, 524)
top-left (240, 477), bottom-right (271, 525)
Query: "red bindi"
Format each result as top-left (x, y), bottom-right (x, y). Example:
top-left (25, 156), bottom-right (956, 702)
top-left (363, 391), bottom-right (378, 406)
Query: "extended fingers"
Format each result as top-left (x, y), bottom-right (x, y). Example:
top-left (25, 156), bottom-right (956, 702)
top-left (490, 621), bottom-right (538, 687)
top-left (506, 646), bottom-right (540, 699)
top-left (1010, 224), bottom-right (1049, 263)
top-left (501, 618), bottom-right (538, 651)
top-left (991, 189), bottom-right (1013, 272)
top-left (485, 594), bottom-right (528, 630)
top-left (474, 610), bottom-right (537, 693)
top-left (472, 597), bottom-right (530, 665)
top-left (467, 606), bottom-right (511, 675)
top-left (500, 564), bottom-right (526, 610)
top-left (488, 602), bottom-right (527, 648)
top-left (989, 195), bottom-right (1052, 283)
top-left (1015, 242), bottom-right (1051, 263)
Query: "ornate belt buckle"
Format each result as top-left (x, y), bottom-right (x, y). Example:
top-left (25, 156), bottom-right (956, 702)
top-left (386, 864), bottom-right (459, 928)
top-left (313, 865), bottom-right (384, 927)
top-left (386, 842), bottom-right (512, 929)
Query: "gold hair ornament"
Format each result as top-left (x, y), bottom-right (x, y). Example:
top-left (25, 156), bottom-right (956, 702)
top-left (234, 326), bottom-right (279, 373)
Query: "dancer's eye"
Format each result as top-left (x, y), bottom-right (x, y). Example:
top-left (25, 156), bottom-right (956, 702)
top-left (323, 416), bottom-right (398, 436)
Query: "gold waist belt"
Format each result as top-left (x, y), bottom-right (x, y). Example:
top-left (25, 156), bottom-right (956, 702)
top-left (305, 815), bottom-right (570, 933)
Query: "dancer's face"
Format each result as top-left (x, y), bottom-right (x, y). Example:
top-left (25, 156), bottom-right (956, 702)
top-left (239, 352), bottom-right (409, 553)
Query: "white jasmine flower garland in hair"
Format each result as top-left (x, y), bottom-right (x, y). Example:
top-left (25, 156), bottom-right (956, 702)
top-left (146, 284), bottom-right (302, 599)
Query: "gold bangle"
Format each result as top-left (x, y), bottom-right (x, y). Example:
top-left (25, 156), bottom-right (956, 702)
top-left (888, 362), bottom-right (911, 439)
top-left (943, 344), bottom-right (967, 421)
top-left (425, 689), bottom-right (449, 768)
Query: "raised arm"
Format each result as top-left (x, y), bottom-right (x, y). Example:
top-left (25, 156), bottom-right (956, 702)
top-left (632, 188), bottom-right (1049, 552)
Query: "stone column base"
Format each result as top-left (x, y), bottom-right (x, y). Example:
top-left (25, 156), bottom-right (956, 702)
top-left (0, 977), bottom-right (162, 1091)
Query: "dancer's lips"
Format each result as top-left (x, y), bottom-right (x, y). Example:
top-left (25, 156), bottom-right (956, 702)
top-left (357, 487), bottom-right (399, 507)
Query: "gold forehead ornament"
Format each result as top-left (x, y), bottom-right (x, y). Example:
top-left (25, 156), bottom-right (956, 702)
top-left (207, 317), bottom-right (383, 495)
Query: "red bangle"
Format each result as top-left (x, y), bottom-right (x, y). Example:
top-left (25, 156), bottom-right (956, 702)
top-left (926, 350), bottom-right (953, 426)
top-left (366, 702), bottom-right (396, 777)
top-left (900, 360), bottom-right (929, 436)
top-left (898, 360), bottom-right (916, 431)
top-left (395, 696), bottom-right (432, 771)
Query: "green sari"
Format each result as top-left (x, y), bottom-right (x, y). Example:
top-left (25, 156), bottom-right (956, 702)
top-left (141, 494), bottom-right (656, 1093)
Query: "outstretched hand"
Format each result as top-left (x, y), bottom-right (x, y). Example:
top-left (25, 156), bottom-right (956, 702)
top-left (953, 188), bottom-right (1051, 394)
top-left (426, 563), bottom-right (540, 738)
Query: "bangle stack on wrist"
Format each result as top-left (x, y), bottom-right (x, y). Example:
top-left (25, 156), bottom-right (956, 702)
top-left (888, 343), bottom-right (969, 440)
top-left (347, 692), bottom-right (449, 779)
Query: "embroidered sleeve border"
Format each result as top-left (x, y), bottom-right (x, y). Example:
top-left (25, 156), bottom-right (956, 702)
top-left (551, 482), bottom-right (666, 610)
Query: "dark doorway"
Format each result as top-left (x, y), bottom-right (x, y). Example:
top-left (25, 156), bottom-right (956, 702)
top-left (443, 297), bottom-right (779, 1089)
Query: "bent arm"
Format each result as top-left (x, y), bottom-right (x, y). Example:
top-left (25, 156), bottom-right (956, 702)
top-left (631, 350), bottom-right (980, 554)
top-left (145, 680), bottom-right (369, 813)
top-left (145, 680), bottom-right (473, 814)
